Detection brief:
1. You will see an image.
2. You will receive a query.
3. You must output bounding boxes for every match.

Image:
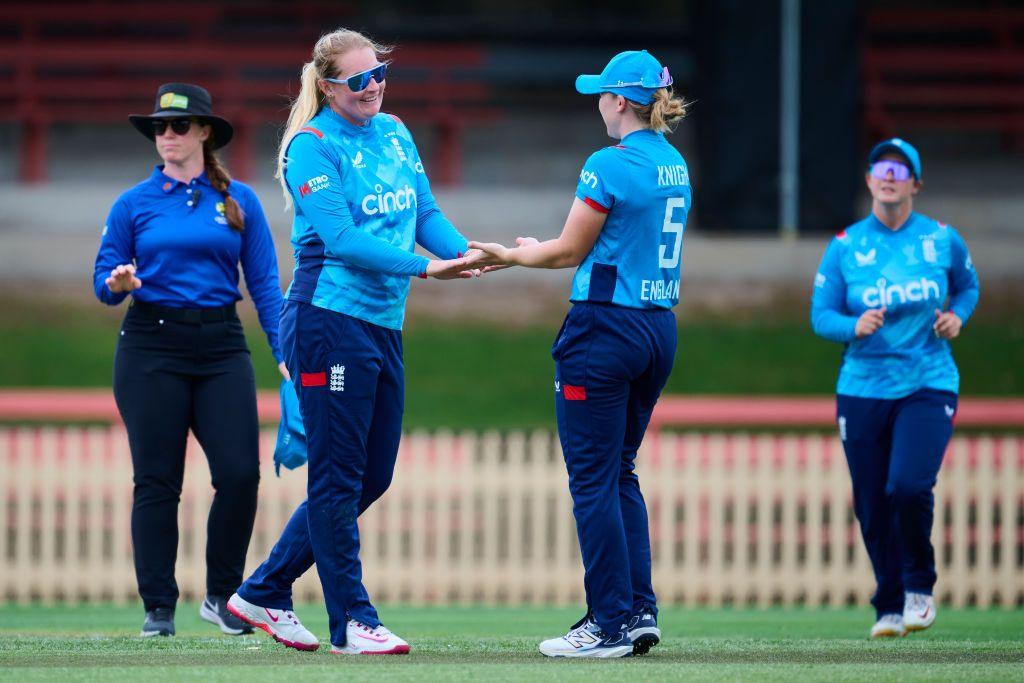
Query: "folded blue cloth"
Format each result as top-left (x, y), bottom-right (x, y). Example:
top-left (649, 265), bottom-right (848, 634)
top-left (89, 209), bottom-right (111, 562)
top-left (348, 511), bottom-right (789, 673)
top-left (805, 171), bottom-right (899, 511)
top-left (273, 379), bottom-right (307, 476)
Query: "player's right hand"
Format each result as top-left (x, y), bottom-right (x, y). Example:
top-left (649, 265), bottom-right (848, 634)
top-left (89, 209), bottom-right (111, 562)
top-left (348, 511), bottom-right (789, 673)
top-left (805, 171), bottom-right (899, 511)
top-left (424, 256), bottom-right (477, 280)
top-left (855, 307), bottom-right (885, 338)
top-left (106, 264), bottom-right (142, 293)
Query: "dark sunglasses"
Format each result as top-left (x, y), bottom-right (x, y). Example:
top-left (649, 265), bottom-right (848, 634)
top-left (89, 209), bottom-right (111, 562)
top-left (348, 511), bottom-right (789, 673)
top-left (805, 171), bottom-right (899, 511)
top-left (869, 160), bottom-right (912, 181)
top-left (152, 118), bottom-right (194, 136)
top-left (325, 63), bottom-right (388, 92)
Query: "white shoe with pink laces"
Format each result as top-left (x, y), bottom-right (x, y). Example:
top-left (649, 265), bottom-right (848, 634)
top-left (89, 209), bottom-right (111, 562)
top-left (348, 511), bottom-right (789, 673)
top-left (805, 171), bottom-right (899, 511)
top-left (330, 619), bottom-right (410, 655)
top-left (226, 593), bottom-right (320, 651)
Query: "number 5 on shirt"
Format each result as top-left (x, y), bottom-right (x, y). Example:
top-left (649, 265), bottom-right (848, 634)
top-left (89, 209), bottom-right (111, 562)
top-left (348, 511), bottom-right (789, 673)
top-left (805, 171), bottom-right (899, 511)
top-left (658, 197), bottom-right (686, 269)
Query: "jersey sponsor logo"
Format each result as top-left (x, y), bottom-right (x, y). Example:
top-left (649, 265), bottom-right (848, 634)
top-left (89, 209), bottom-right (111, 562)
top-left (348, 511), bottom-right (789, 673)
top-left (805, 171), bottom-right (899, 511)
top-left (814, 272), bottom-right (826, 288)
top-left (922, 238), bottom-right (937, 263)
top-left (414, 160), bottom-right (425, 174)
top-left (361, 183), bottom-right (417, 215)
top-left (352, 151), bottom-right (366, 169)
top-left (299, 174), bottom-right (330, 197)
top-left (330, 364), bottom-right (345, 392)
top-left (579, 168), bottom-right (598, 189)
top-left (854, 249), bottom-right (877, 267)
top-left (641, 279), bottom-right (680, 302)
top-left (657, 164), bottom-right (689, 187)
top-left (861, 277), bottom-right (941, 307)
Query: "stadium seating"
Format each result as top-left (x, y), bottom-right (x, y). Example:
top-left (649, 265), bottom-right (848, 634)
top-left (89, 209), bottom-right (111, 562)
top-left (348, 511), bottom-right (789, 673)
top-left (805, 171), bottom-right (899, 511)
top-left (863, 7), bottom-right (1024, 147)
top-left (0, 2), bottom-right (496, 184)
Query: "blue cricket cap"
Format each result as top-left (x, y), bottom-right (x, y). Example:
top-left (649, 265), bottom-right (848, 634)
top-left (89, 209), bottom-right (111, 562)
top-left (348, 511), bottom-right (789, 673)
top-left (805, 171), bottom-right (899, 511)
top-left (575, 50), bottom-right (673, 105)
top-left (868, 137), bottom-right (922, 180)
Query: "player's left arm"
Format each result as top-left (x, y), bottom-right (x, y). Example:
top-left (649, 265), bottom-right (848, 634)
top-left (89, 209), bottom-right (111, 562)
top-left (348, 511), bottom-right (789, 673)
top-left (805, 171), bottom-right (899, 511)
top-left (935, 227), bottom-right (980, 339)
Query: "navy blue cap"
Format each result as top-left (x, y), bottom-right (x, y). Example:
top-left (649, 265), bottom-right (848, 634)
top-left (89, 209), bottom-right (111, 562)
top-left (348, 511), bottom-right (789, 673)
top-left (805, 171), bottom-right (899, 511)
top-left (868, 138), bottom-right (921, 180)
top-left (575, 50), bottom-right (672, 105)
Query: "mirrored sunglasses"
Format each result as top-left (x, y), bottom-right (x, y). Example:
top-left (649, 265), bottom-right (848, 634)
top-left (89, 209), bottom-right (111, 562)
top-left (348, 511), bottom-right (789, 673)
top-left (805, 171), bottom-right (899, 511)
top-left (325, 63), bottom-right (388, 92)
top-left (870, 160), bottom-right (911, 181)
top-left (152, 119), bottom-right (193, 136)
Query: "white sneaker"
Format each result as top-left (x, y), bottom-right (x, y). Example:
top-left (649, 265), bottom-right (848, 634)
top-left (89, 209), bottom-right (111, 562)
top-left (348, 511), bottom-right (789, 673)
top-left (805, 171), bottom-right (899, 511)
top-left (903, 592), bottom-right (936, 632)
top-left (225, 593), bottom-right (320, 651)
top-left (870, 613), bottom-right (907, 638)
top-left (331, 620), bottom-right (410, 655)
top-left (538, 616), bottom-right (633, 658)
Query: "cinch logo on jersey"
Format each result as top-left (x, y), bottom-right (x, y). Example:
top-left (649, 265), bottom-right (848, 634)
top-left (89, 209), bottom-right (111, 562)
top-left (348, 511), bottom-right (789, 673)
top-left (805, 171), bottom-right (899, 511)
top-left (641, 279), bottom-right (680, 302)
top-left (579, 169), bottom-right (598, 189)
top-left (299, 175), bottom-right (330, 197)
top-left (861, 277), bottom-right (941, 307)
top-left (657, 164), bottom-right (689, 186)
top-left (361, 183), bottom-right (417, 216)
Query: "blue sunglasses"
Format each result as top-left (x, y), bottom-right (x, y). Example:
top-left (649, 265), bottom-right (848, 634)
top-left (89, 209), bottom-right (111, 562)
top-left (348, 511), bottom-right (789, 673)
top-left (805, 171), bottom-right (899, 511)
top-left (325, 63), bottom-right (388, 92)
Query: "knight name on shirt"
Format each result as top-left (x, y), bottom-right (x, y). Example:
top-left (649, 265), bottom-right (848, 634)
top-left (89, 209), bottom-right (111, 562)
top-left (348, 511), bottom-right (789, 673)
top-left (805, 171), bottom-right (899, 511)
top-left (641, 278), bottom-right (680, 302)
top-left (657, 164), bottom-right (688, 187)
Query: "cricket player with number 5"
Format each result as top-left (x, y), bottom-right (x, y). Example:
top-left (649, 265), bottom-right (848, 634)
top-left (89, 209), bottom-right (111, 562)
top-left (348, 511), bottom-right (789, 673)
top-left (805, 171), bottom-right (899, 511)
top-left (811, 138), bottom-right (980, 638)
top-left (468, 49), bottom-right (689, 658)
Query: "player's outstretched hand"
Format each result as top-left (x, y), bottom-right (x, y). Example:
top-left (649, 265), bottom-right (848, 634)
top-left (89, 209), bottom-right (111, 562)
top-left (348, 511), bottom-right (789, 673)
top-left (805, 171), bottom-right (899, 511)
top-left (424, 256), bottom-right (477, 280)
top-left (933, 309), bottom-right (962, 339)
top-left (855, 307), bottom-right (885, 338)
top-left (106, 263), bottom-right (142, 293)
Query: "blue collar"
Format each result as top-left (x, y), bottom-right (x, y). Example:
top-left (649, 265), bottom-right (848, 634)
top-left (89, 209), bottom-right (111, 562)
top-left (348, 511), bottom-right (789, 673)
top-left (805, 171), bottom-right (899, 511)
top-left (319, 106), bottom-right (375, 137)
top-left (619, 128), bottom-right (662, 145)
top-left (150, 165), bottom-right (214, 193)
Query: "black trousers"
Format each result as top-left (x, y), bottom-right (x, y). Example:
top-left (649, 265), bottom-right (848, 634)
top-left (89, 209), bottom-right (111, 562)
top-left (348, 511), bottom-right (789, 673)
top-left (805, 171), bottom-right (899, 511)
top-left (113, 303), bottom-right (260, 611)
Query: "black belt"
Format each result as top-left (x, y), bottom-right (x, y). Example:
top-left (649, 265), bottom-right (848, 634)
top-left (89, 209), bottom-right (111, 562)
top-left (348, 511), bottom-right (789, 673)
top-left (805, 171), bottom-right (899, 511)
top-left (130, 300), bottom-right (237, 323)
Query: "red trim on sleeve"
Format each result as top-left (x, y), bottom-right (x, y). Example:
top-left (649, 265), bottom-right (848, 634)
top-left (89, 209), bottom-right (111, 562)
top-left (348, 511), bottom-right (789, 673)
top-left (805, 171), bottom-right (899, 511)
top-left (582, 197), bottom-right (610, 214)
top-left (389, 113), bottom-right (403, 125)
top-left (836, 229), bottom-right (847, 238)
top-left (300, 372), bottom-right (326, 387)
top-left (563, 385), bottom-right (587, 401)
top-left (418, 272), bottom-right (428, 279)
top-left (299, 126), bottom-right (324, 139)
top-left (612, 144), bottom-right (626, 149)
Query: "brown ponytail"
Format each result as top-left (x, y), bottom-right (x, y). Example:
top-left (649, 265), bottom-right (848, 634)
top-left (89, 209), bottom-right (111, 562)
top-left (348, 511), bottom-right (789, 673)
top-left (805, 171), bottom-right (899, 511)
top-left (627, 87), bottom-right (688, 134)
top-left (202, 138), bottom-right (245, 232)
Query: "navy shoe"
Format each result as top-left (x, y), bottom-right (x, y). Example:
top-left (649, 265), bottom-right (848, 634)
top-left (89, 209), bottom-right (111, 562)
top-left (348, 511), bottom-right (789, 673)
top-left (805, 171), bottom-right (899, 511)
top-left (200, 594), bottom-right (254, 635)
top-left (628, 607), bottom-right (660, 655)
top-left (538, 614), bottom-right (633, 658)
top-left (140, 607), bottom-right (175, 637)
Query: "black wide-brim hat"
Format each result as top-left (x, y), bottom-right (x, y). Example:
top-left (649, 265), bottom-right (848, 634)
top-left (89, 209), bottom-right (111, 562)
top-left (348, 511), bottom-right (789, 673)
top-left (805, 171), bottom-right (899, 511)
top-left (129, 82), bottom-right (234, 149)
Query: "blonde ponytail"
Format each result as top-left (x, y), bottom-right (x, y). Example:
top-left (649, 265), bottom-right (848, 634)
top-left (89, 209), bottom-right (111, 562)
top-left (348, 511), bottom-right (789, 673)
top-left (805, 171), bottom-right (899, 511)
top-left (628, 88), bottom-right (688, 134)
top-left (276, 28), bottom-right (392, 208)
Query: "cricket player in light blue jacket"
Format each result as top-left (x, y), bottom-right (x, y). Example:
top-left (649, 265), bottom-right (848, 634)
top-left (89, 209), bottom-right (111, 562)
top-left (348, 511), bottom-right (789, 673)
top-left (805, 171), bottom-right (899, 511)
top-left (811, 138), bottom-right (979, 638)
top-left (225, 28), bottom-right (475, 655)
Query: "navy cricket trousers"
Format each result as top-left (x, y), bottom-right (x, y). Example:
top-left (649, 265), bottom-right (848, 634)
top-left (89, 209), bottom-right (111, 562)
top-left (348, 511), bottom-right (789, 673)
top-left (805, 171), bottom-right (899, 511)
top-left (239, 301), bottom-right (403, 647)
top-left (837, 388), bottom-right (957, 618)
top-left (114, 302), bottom-right (260, 611)
top-left (553, 302), bottom-right (676, 637)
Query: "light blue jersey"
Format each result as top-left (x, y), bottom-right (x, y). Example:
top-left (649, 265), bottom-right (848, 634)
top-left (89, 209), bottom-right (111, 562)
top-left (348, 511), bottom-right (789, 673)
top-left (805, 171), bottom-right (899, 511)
top-left (571, 129), bottom-right (691, 309)
top-left (811, 212), bottom-right (980, 398)
top-left (283, 108), bottom-right (467, 330)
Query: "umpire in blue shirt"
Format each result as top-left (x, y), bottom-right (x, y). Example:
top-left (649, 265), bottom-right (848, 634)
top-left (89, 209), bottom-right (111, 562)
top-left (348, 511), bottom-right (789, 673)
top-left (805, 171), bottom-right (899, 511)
top-left (93, 83), bottom-right (286, 638)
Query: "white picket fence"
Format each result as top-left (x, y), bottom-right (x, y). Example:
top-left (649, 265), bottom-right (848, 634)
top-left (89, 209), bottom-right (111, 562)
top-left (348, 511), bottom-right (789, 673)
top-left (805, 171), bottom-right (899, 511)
top-left (2, 427), bottom-right (1022, 607)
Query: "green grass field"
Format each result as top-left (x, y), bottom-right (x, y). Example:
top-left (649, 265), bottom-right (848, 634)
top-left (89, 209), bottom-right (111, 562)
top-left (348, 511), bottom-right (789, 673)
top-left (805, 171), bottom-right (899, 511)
top-left (1, 604), bottom-right (1021, 681)
top-left (2, 294), bottom-right (1021, 428)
